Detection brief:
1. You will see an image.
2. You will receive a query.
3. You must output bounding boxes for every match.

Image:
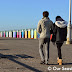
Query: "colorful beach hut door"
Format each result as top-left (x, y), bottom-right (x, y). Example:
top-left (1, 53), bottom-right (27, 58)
top-left (0, 32), bottom-right (1, 37)
top-left (28, 29), bottom-right (31, 38)
top-left (9, 31), bottom-right (12, 37)
top-left (2, 32), bottom-right (4, 37)
top-left (22, 30), bottom-right (24, 38)
top-left (6, 32), bottom-right (8, 37)
top-left (34, 29), bottom-right (37, 39)
top-left (37, 33), bottom-right (40, 39)
top-left (25, 29), bottom-right (28, 38)
top-left (17, 30), bottom-right (19, 38)
top-left (13, 31), bottom-right (16, 38)
top-left (4, 31), bottom-right (5, 37)
top-left (1, 32), bottom-right (3, 37)
top-left (19, 30), bottom-right (21, 38)
top-left (31, 29), bottom-right (34, 39)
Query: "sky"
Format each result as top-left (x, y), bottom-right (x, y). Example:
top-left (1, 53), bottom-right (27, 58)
top-left (0, 0), bottom-right (72, 31)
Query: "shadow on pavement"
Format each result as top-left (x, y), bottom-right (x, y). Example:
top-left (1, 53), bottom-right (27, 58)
top-left (0, 49), bottom-right (9, 51)
top-left (16, 54), bottom-right (34, 58)
top-left (0, 54), bottom-right (18, 58)
top-left (48, 63), bottom-right (72, 65)
top-left (0, 53), bottom-right (42, 72)
top-left (48, 64), bottom-right (58, 65)
top-left (63, 63), bottom-right (72, 65)
top-left (9, 58), bottom-right (42, 72)
top-left (0, 53), bottom-right (34, 59)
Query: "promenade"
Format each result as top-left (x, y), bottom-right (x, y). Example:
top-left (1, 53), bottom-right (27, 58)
top-left (0, 38), bottom-right (72, 72)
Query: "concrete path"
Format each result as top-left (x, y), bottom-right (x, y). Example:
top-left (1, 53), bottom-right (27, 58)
top-left (0, 38), bottom-right (72, 72)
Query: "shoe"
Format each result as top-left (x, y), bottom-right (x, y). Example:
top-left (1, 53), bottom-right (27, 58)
top-left (45, 63), bottom-right (48, 65)
top-left (45, 60), bottom-right (49, 65)
top-left (40, 61), bottom-right (45, 64)
top-left (58, 59), bottom-right (62, 65)
top-left (57, 57), bottom-right (59, 64)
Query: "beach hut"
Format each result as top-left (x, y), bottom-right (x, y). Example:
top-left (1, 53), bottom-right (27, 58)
top-left (3, 31), bottom-right (4, 37)
top-left (0, 32), bottom-right (1, 37)
top-left (2, 31), bottom-right (4, 37)
top-left (13, 30), bottom-right (16, 38)
top-left (19, 30), bottom-right (21, 38)
top-left (25, 29), bottom-right (28, 38)
top-left (37, 33), bottom-right (40, 39)
top-left (22, 29), bottom-right (24, 38)
top-left (17, 30), bottom-right (19, 38)
top-left (1, 32), bottom-right (2, 37)
top-left (31, 29), bottom-right (34, 39)
top-left (6, 31), bottom-right (8, 37)
top-left (28, 29), bottom-right (31, 38)
top-left (9, 31), bottom-right (12, 37)
top-left (4, 31), bottom-right (5, 37)
top-left (34, 29), bottom-right (37, 39)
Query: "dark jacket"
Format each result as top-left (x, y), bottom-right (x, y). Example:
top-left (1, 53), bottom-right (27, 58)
top-left (53, 21), bottom-right (67, 43)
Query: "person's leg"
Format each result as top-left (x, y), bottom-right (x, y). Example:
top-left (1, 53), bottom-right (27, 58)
top-left (45, 38), bottom-right (50, 64)
top-left (56, 43), bottom-right (63, 59)
top-left (39, 39), bottom-right (45, 63)
top-left (56, 43), bottom-right (63, 65)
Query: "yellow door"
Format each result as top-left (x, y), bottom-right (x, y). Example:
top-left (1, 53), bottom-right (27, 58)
top-left (28, 29), bottom-right (31, 38)
top-left (34, 29), bottom-right (37, 39)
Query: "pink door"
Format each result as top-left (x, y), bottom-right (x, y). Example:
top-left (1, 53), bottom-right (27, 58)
top-left (19, 32), bottom-right (21, 38)
top-left (0, 33), bottom-right (1, 37)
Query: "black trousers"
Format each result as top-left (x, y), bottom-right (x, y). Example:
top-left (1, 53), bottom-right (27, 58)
top-left (56, 43), bottom-right (63, 59)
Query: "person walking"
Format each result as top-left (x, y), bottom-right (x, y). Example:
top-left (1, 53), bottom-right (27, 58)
top-left (37, 11), bottom-right (53, 65)
top-left (53, 16), bottom-right (67, 65)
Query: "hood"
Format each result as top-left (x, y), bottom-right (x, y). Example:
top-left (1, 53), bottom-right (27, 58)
top-left (55, 21), bottom-right (68, 28)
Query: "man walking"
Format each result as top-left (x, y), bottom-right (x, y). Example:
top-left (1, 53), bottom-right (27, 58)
top-left (37, 11), bottom-right (53, 65)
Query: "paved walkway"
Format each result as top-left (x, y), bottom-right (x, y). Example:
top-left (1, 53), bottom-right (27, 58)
top-left (0, 38), bottom-right (72, 72)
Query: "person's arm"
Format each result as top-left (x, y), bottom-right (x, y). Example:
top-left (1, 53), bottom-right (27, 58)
top-left (65, 26), bottom-right (67, 37)
top-left (50, 21), bottom-right (54, 34)
top-left (37, 21), bottom-right (42, 34)
top-left (53, 23), bottom-right (57, 34)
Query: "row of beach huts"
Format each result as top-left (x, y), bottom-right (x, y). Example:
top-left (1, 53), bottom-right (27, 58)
top-left (0, 29), bottom-right (40, 39)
